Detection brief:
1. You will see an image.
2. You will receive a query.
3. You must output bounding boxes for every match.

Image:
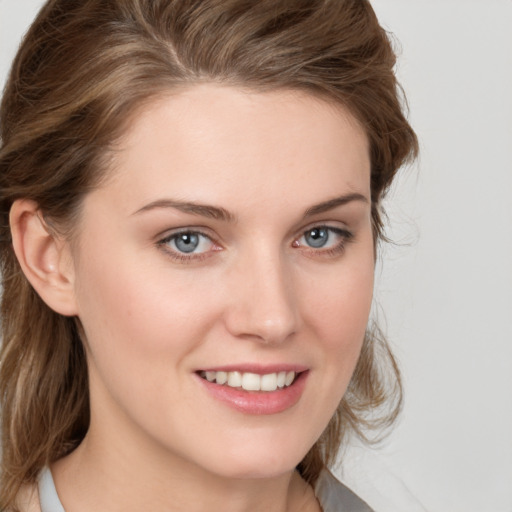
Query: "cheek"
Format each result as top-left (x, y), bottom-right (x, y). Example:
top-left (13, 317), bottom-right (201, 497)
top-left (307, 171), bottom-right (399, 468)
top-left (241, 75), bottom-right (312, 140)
top-left (73, 246), bottom-right (225, 376)
top-left (72, 254), bottom-right (220, 432)
top-left (304, 253), bottom-right (374, 342)
top-left (299, 250), bottom-right (374, 388)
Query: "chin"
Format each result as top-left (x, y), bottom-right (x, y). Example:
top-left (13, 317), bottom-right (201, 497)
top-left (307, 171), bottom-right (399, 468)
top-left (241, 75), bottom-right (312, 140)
top-left (189, 437), bottom-right (310, 481)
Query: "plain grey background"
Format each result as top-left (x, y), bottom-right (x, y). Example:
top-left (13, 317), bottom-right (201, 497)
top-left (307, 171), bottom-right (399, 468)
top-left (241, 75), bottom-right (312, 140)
top-left (1, 1), bottom-right (511, 511)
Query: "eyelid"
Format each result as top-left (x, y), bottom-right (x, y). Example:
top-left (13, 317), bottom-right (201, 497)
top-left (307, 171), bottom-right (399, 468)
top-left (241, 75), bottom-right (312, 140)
top-left (155, 224), bottom-right (215, 240)
top-left (295, 221), bottom-right (353, 240)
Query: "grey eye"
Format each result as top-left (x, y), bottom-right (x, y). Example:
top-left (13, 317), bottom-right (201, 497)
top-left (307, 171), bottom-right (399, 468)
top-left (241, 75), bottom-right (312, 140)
top-left (159, 230), bottom-right (217, 260)
top-left (173, 232), bottom-right (200, 253)
top-left (304, 227), bottom-right (330, 248)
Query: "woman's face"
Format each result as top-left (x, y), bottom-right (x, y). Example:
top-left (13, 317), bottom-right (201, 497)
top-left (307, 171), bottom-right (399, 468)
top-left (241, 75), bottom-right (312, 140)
top-left (69, 85), bottom-right (374, 479)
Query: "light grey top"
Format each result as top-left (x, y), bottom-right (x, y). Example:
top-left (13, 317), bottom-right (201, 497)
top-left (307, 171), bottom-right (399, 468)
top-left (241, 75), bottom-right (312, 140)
top-left (38, 466), bottom-right (374, 512)
top-left (38, 468), bottom-right (65, 512)
top-left (314, 469), bottom-right (374, 512)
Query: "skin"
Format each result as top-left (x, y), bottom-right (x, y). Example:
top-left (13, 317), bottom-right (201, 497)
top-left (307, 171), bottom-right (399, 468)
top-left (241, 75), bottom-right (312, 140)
top-left (14, 85), bottom-right (374, 512)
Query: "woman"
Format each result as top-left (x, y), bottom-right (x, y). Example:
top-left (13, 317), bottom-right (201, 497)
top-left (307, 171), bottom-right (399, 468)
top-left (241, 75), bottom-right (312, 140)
top-left (0, 1), bottom-right (418, 511)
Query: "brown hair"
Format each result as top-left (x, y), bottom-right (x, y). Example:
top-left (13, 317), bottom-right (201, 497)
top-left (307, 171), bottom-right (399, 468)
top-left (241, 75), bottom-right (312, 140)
top-left (0, 0), bottom-right (418, 507)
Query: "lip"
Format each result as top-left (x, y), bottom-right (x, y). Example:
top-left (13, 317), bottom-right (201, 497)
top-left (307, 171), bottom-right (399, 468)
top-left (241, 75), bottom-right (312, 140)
top-left (195, 369), bottom-right (309, 415)
top-left (198, 363), bottom-right (309, 374)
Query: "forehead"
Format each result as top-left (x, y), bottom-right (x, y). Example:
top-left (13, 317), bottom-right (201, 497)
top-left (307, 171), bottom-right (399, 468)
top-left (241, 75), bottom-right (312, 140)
top-left (103, 84), bottom-right (371, 214)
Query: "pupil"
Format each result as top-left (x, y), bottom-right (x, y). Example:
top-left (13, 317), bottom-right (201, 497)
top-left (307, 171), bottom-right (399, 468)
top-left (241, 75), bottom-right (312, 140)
top-left (175, 233), bottom-right (199, 253)
top-left (306, 228), bottom-right (328, 248)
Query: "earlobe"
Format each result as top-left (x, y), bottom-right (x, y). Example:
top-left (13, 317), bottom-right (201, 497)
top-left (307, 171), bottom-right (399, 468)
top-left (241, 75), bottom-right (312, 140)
top-left (9, 199), bottom-right (78, 317)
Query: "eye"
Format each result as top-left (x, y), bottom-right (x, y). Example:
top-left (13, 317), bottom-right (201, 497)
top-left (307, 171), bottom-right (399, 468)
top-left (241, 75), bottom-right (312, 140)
top-left (303, 227), bottom-right (331, 248)
top-left (172, 232), bottom-right (202, 253)
top-left (293, 226), bottom-right (353, 254)
top-left (159, 230), bottom-right (217, 258)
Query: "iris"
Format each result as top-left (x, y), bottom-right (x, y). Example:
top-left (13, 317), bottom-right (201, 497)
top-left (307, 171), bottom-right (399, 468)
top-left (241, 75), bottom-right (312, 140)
top-left (174, 232), bottom-right (200, 253)
top-left (304, 228), bottom-right (329, 248)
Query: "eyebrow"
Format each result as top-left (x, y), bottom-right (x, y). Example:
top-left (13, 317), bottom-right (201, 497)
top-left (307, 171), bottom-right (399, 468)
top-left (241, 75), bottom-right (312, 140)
top-left (133, 192), bottom-right (368, 222)
top-left (133, 199), bottom-right (235, 222)
top-left (303, 192), bottom-right (368, 217)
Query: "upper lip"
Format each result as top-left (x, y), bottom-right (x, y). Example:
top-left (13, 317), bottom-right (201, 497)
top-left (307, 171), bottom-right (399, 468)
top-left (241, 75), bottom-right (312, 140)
top-left (196, 364), bottom-right (308, 374)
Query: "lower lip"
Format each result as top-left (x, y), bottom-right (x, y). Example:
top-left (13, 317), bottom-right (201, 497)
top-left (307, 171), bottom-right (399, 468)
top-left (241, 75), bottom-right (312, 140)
top-left (196, 371), bottom-right (309, 415)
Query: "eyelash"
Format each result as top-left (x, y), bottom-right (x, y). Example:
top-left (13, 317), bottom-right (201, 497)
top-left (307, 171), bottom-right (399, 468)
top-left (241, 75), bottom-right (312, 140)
top-left (294, 226), bottom-right (354, 258)
top-left (157, 229), bottom-right (217, 263)
top-left (157, 225), bottom-right (354, 263)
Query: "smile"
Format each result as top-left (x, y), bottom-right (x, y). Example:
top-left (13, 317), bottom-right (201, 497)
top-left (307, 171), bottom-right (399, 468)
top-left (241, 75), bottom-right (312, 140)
top-left (198, 370), bottom-right (297, 392)
top-left (196, 368), bottom-right (308, 415)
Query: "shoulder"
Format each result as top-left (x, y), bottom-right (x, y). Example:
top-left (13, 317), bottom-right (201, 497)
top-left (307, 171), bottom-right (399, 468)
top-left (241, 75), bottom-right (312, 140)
top-left (12, 483), bottom-right (41, 512)
top-left (314, 469), bottom-right (374, 512)
top-left (336, 446), bottom-right (428, 512)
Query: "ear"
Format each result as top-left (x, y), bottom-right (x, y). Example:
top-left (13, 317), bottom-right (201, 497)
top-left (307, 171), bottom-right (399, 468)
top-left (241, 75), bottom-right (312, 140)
top-left (9, 199), bottom-right (79, 316)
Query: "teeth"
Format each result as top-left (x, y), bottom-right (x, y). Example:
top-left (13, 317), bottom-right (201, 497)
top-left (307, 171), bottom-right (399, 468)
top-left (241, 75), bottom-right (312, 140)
top-left (227, 371), bottom-right (242, 388)
top-left (261, 373), bottom-right (277, 392)
top-left (216, 371), bottom-right (228, 385)
top-left (201, 370), bottom-right (297, 391)
top-left (242, 372), bottom-right (261, 391)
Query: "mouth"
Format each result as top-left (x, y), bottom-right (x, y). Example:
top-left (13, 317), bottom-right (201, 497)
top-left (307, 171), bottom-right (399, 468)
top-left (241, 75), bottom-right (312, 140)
top-left (195, 367), bottom-right (308, 415)
top-left (197, 370), bottom-right (299, 392)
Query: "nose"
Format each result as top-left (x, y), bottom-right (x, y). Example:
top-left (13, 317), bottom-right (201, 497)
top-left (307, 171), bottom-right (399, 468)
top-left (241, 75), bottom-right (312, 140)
top-left (223, 249), bottom-right (299, 345)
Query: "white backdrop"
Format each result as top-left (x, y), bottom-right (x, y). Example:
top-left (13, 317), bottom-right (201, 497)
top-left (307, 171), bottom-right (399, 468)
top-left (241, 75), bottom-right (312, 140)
top-left (1, 1), bottom-right (511, 512)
